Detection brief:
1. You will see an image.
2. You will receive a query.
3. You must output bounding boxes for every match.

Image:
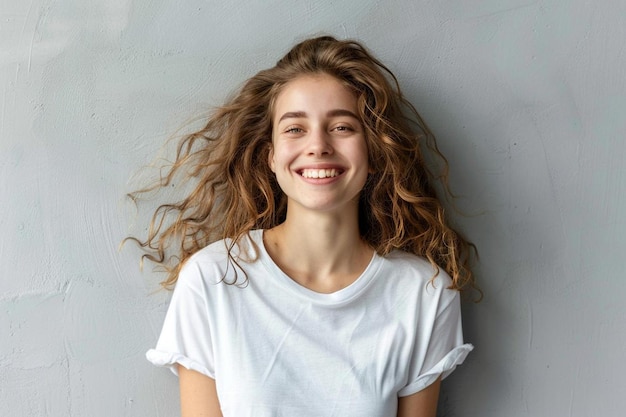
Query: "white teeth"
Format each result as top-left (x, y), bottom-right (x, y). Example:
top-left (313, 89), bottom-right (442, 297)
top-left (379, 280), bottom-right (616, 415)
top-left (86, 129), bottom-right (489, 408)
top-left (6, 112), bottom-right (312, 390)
top-left (301, 169), bottom-right (339, 179)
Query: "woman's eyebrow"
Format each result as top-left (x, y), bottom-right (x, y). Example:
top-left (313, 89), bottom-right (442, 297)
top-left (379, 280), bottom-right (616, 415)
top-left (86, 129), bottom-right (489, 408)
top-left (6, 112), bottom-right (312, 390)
top-left (326, 109), bottom-right (359, 119)
top-left (277, 109), bottom-right (359, 123)
top-left (277, 111), bottom-right (306, 123)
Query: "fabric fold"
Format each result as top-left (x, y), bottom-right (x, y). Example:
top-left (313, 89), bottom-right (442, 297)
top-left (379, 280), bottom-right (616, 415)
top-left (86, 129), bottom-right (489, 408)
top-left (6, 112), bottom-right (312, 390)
top-left (146, 349), bottom-right (214, 378)
top-left (398, 343), bottom-right (474, 397)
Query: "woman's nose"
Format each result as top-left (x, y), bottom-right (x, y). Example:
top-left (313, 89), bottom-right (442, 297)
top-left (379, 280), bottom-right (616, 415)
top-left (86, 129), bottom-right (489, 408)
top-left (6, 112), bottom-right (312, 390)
top-left (306, 129), bottom-right (333, 156)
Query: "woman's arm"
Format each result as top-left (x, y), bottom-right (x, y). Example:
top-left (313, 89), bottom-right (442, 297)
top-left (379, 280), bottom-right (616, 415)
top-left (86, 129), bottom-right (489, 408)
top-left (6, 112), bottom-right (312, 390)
top-left (397, 377), bottom-right (441, 417)
top-left (178, 365), bottom-right (223, 417)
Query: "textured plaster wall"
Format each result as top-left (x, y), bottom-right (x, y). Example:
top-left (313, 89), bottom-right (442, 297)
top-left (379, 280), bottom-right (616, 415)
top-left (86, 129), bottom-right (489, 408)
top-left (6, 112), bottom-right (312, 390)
top-left (1, 0), bottom-right (625, 416)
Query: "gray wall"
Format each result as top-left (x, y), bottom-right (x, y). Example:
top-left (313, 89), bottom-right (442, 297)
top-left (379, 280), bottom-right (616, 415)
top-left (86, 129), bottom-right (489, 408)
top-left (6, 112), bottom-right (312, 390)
top-left (2, 1), bottom-right (624, 416)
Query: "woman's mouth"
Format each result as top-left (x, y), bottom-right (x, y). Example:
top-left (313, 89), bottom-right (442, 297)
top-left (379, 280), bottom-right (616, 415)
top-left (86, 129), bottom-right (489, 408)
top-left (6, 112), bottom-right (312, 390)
top-left (300, 168), bottom-right (341, 179)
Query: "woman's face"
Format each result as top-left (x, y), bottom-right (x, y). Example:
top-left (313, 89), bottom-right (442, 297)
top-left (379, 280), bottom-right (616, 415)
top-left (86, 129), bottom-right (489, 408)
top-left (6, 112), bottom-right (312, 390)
top-left (269, 74), bottom-right (369, 216)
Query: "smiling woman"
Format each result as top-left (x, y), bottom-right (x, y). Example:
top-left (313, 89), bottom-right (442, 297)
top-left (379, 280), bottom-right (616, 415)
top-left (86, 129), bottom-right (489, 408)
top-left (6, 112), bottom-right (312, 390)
top-left (128, 36), bottom-right (479, 417)
top-left (269, 75), bottom-right (369, 217)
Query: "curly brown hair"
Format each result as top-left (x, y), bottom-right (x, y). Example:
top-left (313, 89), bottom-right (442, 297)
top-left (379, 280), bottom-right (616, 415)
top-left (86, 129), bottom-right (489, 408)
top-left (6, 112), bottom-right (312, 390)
top-left (127, 35), bottom-right (479, 296)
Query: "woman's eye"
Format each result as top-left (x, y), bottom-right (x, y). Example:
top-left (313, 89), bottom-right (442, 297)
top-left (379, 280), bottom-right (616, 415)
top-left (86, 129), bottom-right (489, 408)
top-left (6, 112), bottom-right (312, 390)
top-left (285, 127), bottom-right (303, 134)
top-left (333, 125), bottom-right (353, 132)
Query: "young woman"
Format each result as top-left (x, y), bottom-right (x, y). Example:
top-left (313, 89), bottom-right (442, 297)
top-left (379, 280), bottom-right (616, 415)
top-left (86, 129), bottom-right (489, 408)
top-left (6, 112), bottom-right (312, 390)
top-left (136, 36), bottom-right (478, 416)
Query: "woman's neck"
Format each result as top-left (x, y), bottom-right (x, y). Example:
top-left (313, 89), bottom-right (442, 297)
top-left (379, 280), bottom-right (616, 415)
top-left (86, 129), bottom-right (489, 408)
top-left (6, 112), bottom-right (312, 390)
top-left (263, 209), bottom-right (373, 293)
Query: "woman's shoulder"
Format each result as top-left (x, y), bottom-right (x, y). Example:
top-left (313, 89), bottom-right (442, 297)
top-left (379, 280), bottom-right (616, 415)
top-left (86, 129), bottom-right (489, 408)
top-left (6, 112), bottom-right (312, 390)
top-left (178, 231), bottom-right (260, 285)
top-left (380, 250), bottom-right (454, 292)
top-left (376, 251), bottom-right (460, 319)
top-left (186, 230), bottom-right (260, 265)
top-left (184, 239), bottom-right (231, 268)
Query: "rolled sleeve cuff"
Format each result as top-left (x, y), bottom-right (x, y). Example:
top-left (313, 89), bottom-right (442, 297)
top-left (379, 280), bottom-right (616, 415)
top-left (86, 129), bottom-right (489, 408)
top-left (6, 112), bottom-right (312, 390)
top-left (146, 349), bottom-right (214, 379)
top-left (398, 343), bottom-right (473, 397)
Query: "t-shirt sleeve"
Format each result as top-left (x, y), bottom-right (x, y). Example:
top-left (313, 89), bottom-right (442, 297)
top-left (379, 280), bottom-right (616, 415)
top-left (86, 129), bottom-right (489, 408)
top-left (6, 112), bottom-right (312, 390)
top-left (398, 284), bottom-right (473, 397)
top-left (145, 261), bottom-right (215, 378)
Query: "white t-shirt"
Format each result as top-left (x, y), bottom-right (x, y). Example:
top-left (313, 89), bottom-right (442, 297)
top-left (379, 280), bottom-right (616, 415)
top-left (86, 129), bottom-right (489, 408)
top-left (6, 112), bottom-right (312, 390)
top-left (147, 229), bottom-right (472, 416)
